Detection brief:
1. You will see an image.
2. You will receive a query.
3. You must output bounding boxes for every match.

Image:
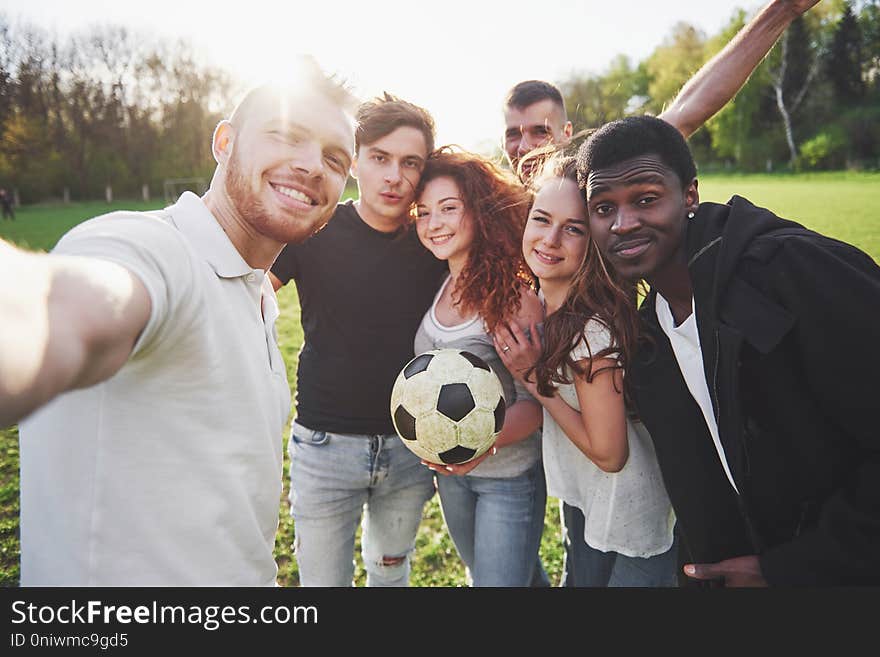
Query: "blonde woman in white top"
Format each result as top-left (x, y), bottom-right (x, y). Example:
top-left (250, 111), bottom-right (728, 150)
top-left (495, 157), bottom-right (677, 586)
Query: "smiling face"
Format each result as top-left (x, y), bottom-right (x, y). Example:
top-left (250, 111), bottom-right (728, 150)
top-left (415, 176), bottom-right (475, 267)
top-left (522, 176), bottom-right (589, 287)
top-left (585, 154), bottom-right (698, 285)
top-left (220, 89), bottom-right (354, 245)
top-left (351, 126), bottom-right (428, 229)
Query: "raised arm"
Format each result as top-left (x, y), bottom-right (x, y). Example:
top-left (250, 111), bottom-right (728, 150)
top-left (0, 239), bottom-right (150, 427)
top-left (659, 0), bottom-right (821, 138)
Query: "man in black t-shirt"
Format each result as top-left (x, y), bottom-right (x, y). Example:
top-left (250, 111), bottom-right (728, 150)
top-left (270, 94), bottom-right (446, 587)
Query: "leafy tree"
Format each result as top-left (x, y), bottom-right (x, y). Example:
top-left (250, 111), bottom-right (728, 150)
top-left (826, 1), bottom-right (865, 105)
top-left (702, 10), bottom-right (768, 167)
top-left (857, 0), bottom-right (880, 91)
top-left (560, 55), bottom-right (649, 134)
top-left (767, 17), bottom-right (824, 166)
top-left (644, 22), bottom-right (707, 116)
top-left (0, 19), bottom-right (231, 202)
top-left (0, 15), bottom-right (15, 142)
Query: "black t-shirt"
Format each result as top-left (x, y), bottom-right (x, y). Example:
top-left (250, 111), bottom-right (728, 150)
top-left (272, 200), bottom-right (448, 434)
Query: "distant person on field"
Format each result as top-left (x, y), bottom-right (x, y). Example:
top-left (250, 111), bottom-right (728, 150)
top-left (0, 189), bottom-right (13, 220)
top-left (500, 0), bottom-right (822, 586)
top-left (0, 57), bottom-right (357, 586)
top-left (580, 114), bottom-right (880, 586)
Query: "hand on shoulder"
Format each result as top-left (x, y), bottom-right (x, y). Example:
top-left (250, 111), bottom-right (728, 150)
top-left (514, 285), bottom-right (544, 330)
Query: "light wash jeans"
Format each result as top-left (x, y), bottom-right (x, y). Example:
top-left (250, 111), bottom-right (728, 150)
top-left (436, 460), bottom-right (547, 587)
top-left (287, 420), bottom-right (435, 587)
top-left (560, 501), bottom-right (679, 587)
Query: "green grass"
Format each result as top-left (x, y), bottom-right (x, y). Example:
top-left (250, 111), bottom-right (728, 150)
top-left (0, 201), bottom-right (166, 252)
top-left (1, 172), bottom-right (878, 587)
top-left (0, 426), bottom-right (19, 586)
top-left (698, 171), bottom-right (880, 258)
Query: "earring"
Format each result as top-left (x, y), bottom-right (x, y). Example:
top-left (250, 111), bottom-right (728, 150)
top-left (687, 211), bottom-right (695, 219)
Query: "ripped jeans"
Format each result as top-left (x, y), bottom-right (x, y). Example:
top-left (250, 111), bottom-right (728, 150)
top-left (288, 421), bottom-right (435, 587)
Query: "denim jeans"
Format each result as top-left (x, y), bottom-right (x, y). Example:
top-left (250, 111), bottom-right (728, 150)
top-left (560, 501), bottom-right (679, 587)
top-left (288, 421), bottom-right (435, 587)
top-left (436, 460), bottom-right (547, 587)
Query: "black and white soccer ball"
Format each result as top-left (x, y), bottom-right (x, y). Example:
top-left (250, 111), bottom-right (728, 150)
top-left (390, 349), bottom-right (506, 465)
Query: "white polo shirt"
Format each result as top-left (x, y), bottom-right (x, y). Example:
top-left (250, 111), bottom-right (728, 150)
top-left (19, 192), bottom-right (291, 586)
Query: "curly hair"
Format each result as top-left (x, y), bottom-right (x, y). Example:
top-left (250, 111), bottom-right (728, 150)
top-left (415, 146), bottom-right (534, 333)
top-left (526, 155), bottom-right (642, 403)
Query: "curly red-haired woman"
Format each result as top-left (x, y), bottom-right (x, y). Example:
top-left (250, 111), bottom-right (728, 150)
top-left (412, 147), bottom-right (546, 587)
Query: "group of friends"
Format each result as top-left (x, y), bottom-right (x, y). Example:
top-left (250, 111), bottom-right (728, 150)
top-left (2, 0), bottom-right (878, 587)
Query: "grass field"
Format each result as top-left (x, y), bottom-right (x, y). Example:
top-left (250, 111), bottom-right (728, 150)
top-left (697, 172), bottom-right (880, 258)
top-left (1, 171), bottom-right (878, 587)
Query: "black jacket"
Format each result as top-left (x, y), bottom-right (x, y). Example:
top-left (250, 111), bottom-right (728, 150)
top-left (631, 196), bottom-right (880, 585)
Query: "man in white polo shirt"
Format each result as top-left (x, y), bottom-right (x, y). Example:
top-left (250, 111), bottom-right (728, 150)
top-left (0, 57), bottom-right (356, 585)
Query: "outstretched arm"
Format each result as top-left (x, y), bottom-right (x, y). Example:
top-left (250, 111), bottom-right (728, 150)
top-left (659, 0), bottom-right (821, 138)
top-left (0, 239), bottom-right (150, 427)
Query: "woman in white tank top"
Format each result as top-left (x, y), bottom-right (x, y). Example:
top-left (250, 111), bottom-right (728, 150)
top-left (495, 156), bottom-right (678, 587)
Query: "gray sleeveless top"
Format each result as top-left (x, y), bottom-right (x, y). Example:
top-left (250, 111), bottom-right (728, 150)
top-left (412, 276), bottom-right (541, 478)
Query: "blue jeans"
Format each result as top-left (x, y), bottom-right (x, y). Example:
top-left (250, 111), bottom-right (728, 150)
top-left (288, 421), bottom-right (435, 587)
top-left (560, 501), bottom-right (678, 587)
top-left (436, 460), bottom-right (547, 587)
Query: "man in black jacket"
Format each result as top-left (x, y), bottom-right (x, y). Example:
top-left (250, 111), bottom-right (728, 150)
top-left (578, 115), bottom-right (880, 586)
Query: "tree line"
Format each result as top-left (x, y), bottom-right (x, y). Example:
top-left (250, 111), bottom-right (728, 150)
top-left (0, 18), bottom-right (235, 203)
top-left (1, 2), bottom-right (879, 204)
top-left (561, 0), bottom-right (880, 172)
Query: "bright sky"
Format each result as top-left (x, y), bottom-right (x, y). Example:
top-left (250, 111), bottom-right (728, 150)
top-left (2, 0), bottom-right (766, 154)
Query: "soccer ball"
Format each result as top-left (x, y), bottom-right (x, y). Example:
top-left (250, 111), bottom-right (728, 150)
top-left (390, 349), bottom-right (506, 465)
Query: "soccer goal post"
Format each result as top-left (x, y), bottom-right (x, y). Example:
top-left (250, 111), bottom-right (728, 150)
top-left (163, 178), bottom-right (208, 204)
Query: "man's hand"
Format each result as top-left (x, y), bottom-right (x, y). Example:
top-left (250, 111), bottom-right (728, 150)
top-left (684, 555), bottom-right (768, 587)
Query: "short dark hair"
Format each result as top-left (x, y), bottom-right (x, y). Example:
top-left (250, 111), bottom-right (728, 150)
top-left (355, 92), bottom-right (435, 155)
top-left (229, 55), bottom-right (357, 128)
top-left (575, 115), bottom-right (697, 192)
top-left (505, 80), bottom-right (566, 116)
